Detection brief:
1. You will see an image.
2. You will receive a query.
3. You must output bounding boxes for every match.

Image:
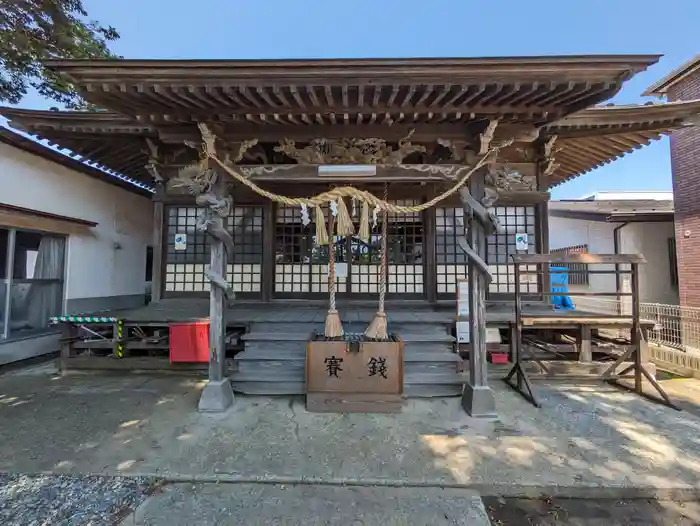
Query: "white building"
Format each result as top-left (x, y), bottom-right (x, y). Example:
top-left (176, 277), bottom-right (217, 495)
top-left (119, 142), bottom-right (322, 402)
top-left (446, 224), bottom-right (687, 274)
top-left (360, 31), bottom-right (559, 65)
top-left (0, 128), bottom-right (153, 365)
top-left (548, 191), bottom-right (677, 307)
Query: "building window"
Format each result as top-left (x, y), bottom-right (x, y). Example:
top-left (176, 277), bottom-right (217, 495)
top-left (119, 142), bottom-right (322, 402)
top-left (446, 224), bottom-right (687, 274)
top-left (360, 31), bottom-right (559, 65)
top-left (435, 205), bottom-right (537, 296)
top-left (1, 228), bottom-right (66, 340)
top-left (550, 244), bottom-right (589, 285)
top-left (163, 206), bottom-right (264, 296)
top-left (669, 237), bottom-right (678, 288)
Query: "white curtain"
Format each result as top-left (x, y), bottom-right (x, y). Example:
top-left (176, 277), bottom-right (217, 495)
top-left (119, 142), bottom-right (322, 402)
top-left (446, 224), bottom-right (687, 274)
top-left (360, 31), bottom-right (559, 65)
top-left (28, 236), bottom-right (65, 330)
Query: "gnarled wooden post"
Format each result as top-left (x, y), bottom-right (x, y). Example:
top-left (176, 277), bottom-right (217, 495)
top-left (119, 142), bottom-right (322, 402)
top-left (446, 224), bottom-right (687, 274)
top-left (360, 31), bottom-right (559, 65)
top-left (459, 170), bottom-right (500, 417)
top-left (173, 123), bottom-right (237, 412)
top-left (197, 168), bottom-right (235, 411)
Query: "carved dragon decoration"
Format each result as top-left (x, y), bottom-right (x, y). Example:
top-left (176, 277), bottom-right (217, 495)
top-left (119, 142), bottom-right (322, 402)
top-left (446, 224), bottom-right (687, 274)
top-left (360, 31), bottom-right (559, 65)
top-left (541, 134), bottom-right (562, 177)
top-left (143, 138), bottom-right (164, 183)
top-left (273, 130), bottom-right (426, 165)
top-left (440, 124), bottom-right (541, 283)
top-left (170, 124), bottom-right (252, 305)
top-left (170, 164), bottom-right (236, 303)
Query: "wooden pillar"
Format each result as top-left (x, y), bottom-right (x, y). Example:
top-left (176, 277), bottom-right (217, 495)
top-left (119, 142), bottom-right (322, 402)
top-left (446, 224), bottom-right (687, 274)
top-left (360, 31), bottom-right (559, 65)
top-left (536, 154), bottom-right (550, 303)
top-left (577, 325), bottom-right (592, 362)
top-left (59, 323), bottom-right (77, 373)
top-left (262, 200), bottom-right (275, 303)
top-left (461, 171), bottom-right (496, 417)
top-left (209, 222), bottom-right (227, 383)
top-left (151, 182), bottom-right (165, 303)
top-left (631, 262), bottom-right (643, 393)
top-left (197, 171), bottom-right (234, 411)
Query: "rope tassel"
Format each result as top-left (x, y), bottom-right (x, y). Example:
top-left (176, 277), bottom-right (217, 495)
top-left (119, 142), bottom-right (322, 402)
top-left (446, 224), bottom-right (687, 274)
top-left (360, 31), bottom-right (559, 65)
top-left (365, 185), bottom-right (390, 341)
top-left (324, 216), bottom-right (344, 338)
top-left (314, 205), bottom-right (329, 246)
top-left (358, 200), bottom-right (370, 243)
top-left (335, 197), bottom-right (355, 237)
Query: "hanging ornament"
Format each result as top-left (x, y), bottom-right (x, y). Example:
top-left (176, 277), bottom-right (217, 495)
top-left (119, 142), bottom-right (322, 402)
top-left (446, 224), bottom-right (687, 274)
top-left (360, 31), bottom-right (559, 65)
top-left (358, 200), bottom-right (370, 242)
top-left (352, 197), bottom-right (357, 218)
top-left (372, 206), bottom-right (379, 228)
top-left (335, 197), bottom-right (355, 237)
top-left (329, 200), bottom-right (338, 217)
top-left (300, 204), bottom-right (310, 226)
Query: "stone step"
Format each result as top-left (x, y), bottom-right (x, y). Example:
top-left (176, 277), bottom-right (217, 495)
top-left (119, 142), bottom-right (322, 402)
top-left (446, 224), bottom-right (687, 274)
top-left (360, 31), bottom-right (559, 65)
top-left (236, 345), bottom-right (460, 361)
top-left (241, 332), bottom-right (312, 341)
top-left (237, 360), bottom-right (306, 375)
top-left (243, 341), bottom-right (307, 354)
top-left (243, 335), bottom-right (453, 346)
top-left (400, 332), bottom-right (454, 343)
top-left (403, 382), bottom-right (463, 397)
top-left (245, 320), bottom-right (452, 331)
top-left (404, 361), bottom-right (460, 375)
top-left (236, 355), bottom-right (460, 376)
top-left (230, 380), bottom-right (465, 398)
top-left (405, 372), bottom-right (467, 385)
top-left (403, 341), bottom-right (454, 354)
top-left (231, 380), bottom-right (306, 395)
top-left (404, 351), bottom-right (461, 362)
top-left (236, 348), bottom-right (307, 360)
top-left (231, 370), bottom-right (466, 387)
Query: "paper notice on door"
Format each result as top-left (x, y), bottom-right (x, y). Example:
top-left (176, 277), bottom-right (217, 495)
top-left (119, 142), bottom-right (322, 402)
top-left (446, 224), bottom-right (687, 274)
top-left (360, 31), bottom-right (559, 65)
top-left (457, 280), bottom-right (470, 317)
top-left (515, 233), bottom-right (528, 251)
top-left (456, 321), bottom-right (471, 343)
top-left (174, 233), bottom-right (187, 251)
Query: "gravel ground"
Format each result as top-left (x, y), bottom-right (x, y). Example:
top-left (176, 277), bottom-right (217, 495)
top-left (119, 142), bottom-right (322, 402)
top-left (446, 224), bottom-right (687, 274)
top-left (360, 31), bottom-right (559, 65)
top-left (482, 496), bottom-right (700, 525)
top-left (0, 474), bottom-right (160, 526)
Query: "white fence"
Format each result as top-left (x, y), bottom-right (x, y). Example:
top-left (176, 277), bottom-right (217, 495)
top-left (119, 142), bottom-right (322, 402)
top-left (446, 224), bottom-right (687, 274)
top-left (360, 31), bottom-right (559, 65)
top-left (574, 297), bottom-right (700, 354)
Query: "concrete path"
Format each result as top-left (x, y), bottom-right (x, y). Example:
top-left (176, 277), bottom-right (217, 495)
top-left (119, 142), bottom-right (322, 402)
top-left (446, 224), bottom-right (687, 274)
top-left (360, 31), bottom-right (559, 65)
top-left (121, 483), bottom-right (490, 525)
top-left (1, 362), bottom-right (700, 499)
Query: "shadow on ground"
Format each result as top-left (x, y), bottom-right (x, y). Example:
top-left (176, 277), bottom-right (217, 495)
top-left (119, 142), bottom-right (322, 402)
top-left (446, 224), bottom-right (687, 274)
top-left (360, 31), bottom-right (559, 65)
top-left (482, 495), bottom-right (700, 525)
top-left (1, 361), bottom-right (700, 495)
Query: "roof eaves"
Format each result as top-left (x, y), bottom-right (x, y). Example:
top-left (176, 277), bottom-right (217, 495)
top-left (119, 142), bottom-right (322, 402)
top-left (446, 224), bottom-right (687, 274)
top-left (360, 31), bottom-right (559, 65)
top-left (643, 54), bottom-right (700, 97)
top-left (0, 127), bottom-right (153, 197)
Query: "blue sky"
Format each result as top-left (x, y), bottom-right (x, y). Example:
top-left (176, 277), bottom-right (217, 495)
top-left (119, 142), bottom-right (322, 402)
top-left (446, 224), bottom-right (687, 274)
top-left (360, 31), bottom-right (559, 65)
top-left (15, 0), bottom-right (700, 198)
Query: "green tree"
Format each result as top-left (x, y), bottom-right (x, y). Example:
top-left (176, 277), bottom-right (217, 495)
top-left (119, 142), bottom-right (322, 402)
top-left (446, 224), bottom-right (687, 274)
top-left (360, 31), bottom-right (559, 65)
top-left (0, 0), bottom-right (119, 109)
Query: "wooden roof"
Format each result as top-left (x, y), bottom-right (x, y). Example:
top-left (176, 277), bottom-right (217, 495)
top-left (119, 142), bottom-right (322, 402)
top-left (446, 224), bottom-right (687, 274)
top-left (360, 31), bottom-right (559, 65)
top-left (546, 100), bottom-right (700, 186)
top-left (4, 100), bottom-right (699, 188)
top-left (0, 127), bottom-right (152, 196)
top-left (3, 54), bottom-right (697, 188)
top-left (46, 55), bottom-right (660, 126)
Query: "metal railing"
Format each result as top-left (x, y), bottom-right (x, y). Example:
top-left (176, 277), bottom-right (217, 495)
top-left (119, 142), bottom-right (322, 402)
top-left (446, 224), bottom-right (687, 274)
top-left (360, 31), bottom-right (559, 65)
top-left (572, 297), bottom-right (700, 354)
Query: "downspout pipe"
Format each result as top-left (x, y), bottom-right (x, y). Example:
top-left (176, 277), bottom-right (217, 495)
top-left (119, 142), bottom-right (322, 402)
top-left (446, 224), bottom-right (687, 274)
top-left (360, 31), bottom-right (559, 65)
top-left (613, 222), bottom-right (630, 295)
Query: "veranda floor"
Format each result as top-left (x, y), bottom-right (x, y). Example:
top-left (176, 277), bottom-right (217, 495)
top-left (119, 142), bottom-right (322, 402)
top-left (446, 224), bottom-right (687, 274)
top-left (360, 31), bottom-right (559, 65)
top-left (67, 298), bottom-right (633, 327)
